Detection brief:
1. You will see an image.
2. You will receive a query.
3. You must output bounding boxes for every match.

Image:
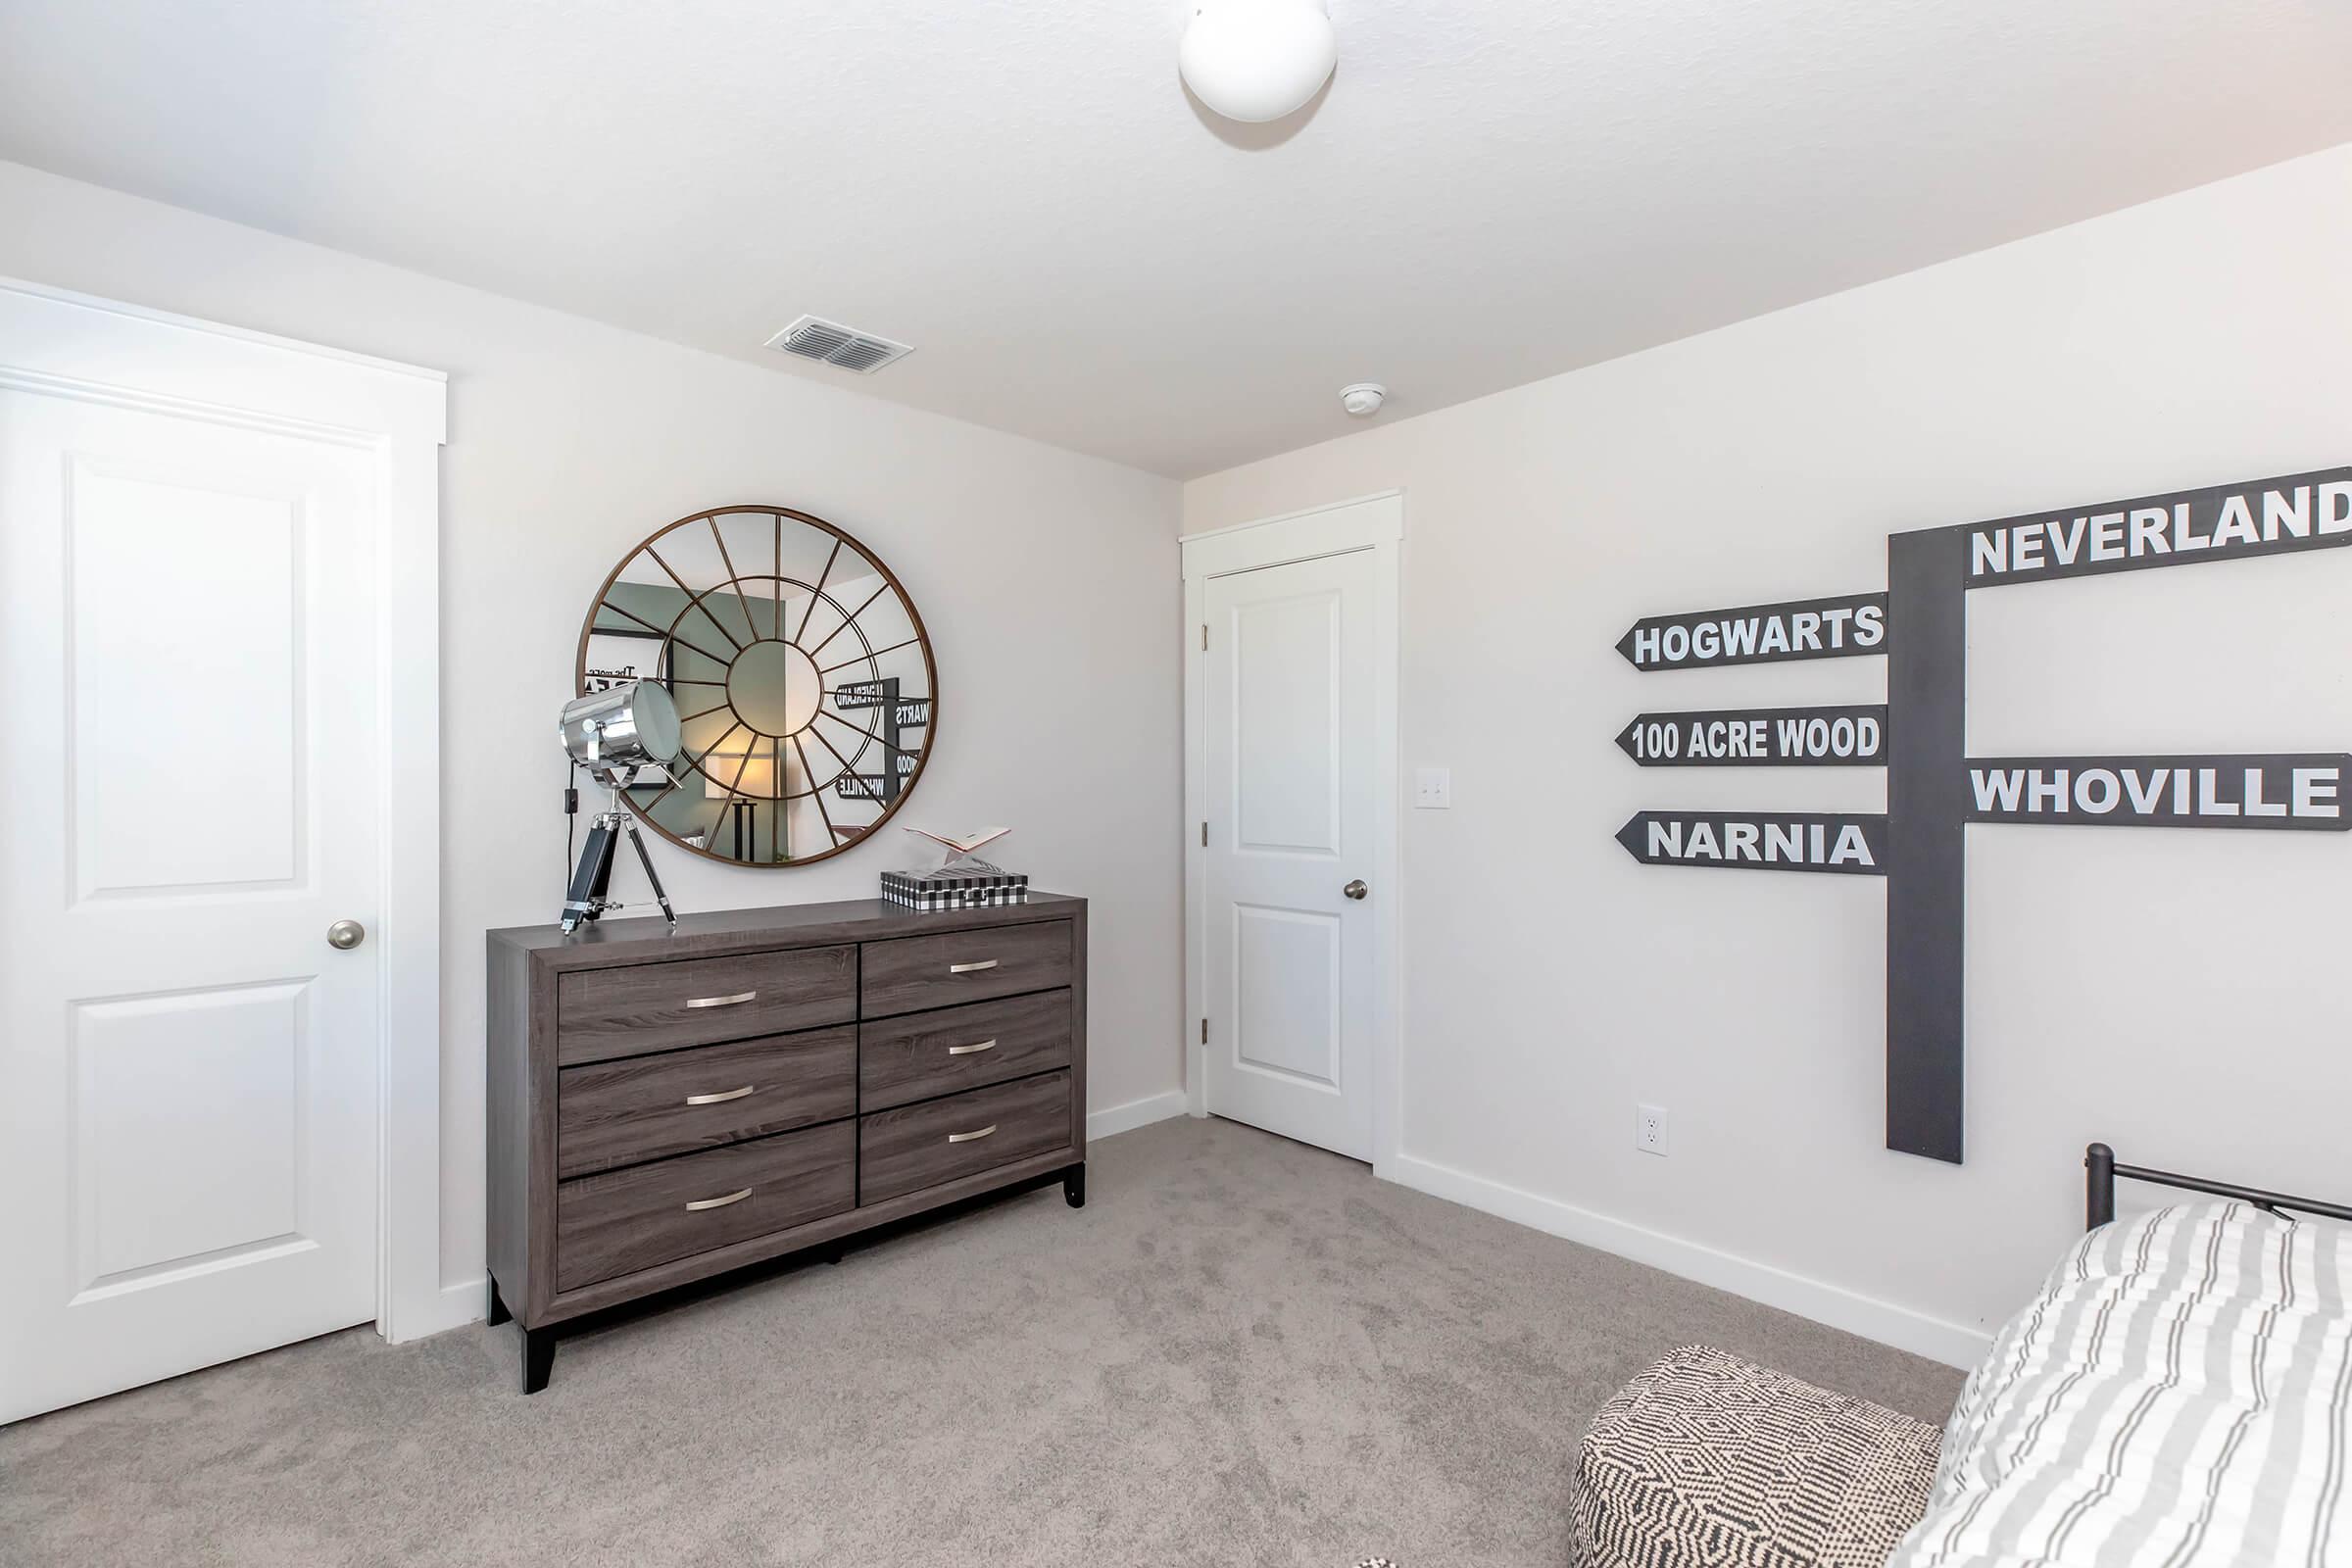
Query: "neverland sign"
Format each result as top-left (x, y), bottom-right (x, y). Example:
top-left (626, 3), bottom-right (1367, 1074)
top-left (1611, 465), bottom-right (2352, 1164)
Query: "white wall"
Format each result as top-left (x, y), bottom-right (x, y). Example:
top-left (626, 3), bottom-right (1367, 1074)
top-left (1183, 144), bottom-right (2352, 1365)
top-left (0, 160), bottom-right (1186, 1306)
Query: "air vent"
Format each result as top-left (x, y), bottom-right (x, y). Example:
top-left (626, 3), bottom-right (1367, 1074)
top-left (763, 315), bottom-right (915, 374)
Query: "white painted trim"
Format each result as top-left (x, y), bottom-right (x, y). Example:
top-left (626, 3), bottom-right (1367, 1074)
top-left (374, 414), bottom-right (445, 1346)
top-left (1180, 492), bottom-right (1405, 1176)
top-left (0, 281), bottom-right (451, 1348)
top-left (1177, 487), bottom-right (1405, 546)
top-left (1182, 565), bottom-right (1207, 1125)
top-left (1088, 1090), bottom-right (1191, 1142)
top-left (1390, 1152), bottom-right (1991, 1370)
top-left (0, 276), bottom-right (449, 392)
top-left (396, 1276), bottom-right (492, 1342)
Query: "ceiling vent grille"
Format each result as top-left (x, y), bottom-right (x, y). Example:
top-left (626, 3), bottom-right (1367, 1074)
top-left (763, 315), bottom-right (915, 373)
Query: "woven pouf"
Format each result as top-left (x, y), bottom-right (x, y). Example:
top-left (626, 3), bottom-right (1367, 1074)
top-left (1571, 1345), bottom-right (1942, 1568)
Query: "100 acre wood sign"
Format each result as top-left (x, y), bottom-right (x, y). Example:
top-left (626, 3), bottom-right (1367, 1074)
top-left (1613, 466), bottom-right (2352, 1164)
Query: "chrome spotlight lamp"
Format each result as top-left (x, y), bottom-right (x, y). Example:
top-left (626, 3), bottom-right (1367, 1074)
top-left (557, 681), bottom-right (683, 933)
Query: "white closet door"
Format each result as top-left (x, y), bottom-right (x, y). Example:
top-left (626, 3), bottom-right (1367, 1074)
top-left (1200, 547), bottom-right (1379, 1159)
top-left (0, 384), bottom-right (384, 1423)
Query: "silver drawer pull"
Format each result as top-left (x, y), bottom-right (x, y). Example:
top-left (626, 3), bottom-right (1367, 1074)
top-left (683, 1084), bottom-right (757, 1105)
top-left (685, 990), bottom-right (758, 1008)
top-left (947, 1124), bottom-right (998, 1144)
top-left (684, 1188), bottom-right (753, 1211)
top-left (947, 1039), bottom-right (999, 1056)
top-left (948, 959), bottom-right (999, 974)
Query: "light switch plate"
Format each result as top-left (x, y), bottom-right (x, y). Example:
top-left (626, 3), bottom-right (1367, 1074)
top-left (1414, 766), bottom-right (1451, 808)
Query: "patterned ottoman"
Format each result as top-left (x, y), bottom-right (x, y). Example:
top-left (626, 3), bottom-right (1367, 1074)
top-left (1571, 1346), bottom-right (1942, 1568)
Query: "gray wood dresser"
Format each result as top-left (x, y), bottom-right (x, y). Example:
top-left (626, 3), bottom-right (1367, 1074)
top-left (486, 895), bottom-right (1086, 1392)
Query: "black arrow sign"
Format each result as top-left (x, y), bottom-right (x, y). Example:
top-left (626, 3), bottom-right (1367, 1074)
top-left (1616, 705), bottom-right (1888, 766)
top-left (1616, 592), bottom-right (1887, 671)
top-left (1965, 754), bottom-right (2351, 830)
top-left (1615, 811), bottom-right (1889, 875)
top-left (834, 678), bottom-right (896, 710)
top-left (1961, 466), bottom-right (2352, 588)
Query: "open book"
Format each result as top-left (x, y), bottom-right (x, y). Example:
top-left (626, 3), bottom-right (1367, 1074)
top-left (901, 826), bottom-right (1011, 869)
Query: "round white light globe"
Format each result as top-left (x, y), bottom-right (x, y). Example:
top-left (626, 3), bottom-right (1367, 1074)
top-left (1180, 0), bottom-right (1337, 124)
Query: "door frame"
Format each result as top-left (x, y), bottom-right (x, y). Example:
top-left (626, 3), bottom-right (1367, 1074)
top-left (0, 277), bottom-right (456, 1344)
top-left (1181, 491), bottom-right (1403, 1175)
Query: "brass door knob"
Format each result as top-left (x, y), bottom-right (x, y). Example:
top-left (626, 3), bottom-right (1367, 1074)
top-left (326, 919), bottom-right (367, 951)
top-left (1343, 880), bottom-right (1368, 901)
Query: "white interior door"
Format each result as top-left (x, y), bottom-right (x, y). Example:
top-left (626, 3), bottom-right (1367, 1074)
top-left (1201, 548), bottom-right (1379, 1159)
top-left (0, 381), bottom-right (384, 1423)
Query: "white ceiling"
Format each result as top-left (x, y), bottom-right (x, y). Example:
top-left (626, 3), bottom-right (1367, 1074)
top-left (3, 2), bottom-right (2348, 478)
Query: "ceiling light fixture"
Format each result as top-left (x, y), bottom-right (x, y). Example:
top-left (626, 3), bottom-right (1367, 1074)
top-left (1180, 0), bottom-right (1337, 124)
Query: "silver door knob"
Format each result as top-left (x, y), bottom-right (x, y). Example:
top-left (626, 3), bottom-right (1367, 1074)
top-left (326, 919), bottom-right (367, 951)
top-left (1343, 880), bottom-right (1368, 901)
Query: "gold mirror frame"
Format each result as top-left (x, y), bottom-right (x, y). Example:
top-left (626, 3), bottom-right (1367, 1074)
top-left (574, 505), bottom-right (938, 867)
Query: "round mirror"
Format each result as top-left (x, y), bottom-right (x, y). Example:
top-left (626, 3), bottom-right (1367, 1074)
top-left (576, 506), bottom-right (936, 865)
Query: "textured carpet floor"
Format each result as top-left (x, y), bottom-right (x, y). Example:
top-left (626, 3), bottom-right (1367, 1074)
top-left (0, 1115), bottom-right (1964, 1567)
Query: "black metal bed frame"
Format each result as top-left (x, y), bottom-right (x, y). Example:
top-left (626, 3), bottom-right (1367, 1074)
top-left (2083, 1142), bottom-right (2352, 1232)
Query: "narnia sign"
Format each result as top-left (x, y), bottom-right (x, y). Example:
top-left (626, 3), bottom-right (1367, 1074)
top-left (1615, 812), bottom-right (1888, 874)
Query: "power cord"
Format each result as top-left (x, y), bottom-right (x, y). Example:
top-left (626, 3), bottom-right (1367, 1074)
top-left (564, 760), bottom-right (579, 898)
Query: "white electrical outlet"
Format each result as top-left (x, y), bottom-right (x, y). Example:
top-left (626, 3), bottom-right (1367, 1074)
top-left (1636, 1103), bottom-right (1669, 1156)
top-left (1414, 766), bottom-right (1451, 808)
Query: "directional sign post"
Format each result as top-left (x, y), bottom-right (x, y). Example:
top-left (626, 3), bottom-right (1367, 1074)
top-left (1614, 463), bottom-right (2352, 1167)
top-left (827, 676), bottom-right (918, 805)
top-left (1616, 705), bottom-right (1887, 766)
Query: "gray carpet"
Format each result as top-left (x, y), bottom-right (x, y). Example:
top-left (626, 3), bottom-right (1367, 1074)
top-left (0, 1115), bottom-right (1962, 1567)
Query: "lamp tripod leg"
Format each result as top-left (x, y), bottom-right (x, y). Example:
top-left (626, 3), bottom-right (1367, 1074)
top-left (623, 813), bottom-right (677, 926)
top-left (560, 815), bottom-right (621, 933)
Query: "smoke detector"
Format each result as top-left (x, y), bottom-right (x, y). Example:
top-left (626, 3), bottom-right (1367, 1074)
top-left (1340, 382), bottom-right (1387, 417)
top-left (763, 315), bottom-right (915, 374)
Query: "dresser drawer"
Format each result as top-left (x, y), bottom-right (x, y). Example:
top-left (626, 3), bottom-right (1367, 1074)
top-left (858, 1069), bottom-right (1072, 1205)
top-left (558, 946), bottom-right (856, 1065)
top-left (858, 991), bottom-right (1072, 1112)
top-left (558, 1026), bottom-right (856, 1179)
top-left (859, 920), bottom-right (1071, 1018)
top-left (556, 1121), bottom-right (854, 1293)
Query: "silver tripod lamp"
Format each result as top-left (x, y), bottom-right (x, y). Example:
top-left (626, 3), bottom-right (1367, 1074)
top-left (557, 681), bottom-right (683, 933)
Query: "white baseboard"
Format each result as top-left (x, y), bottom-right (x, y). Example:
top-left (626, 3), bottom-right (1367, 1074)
top-left (1388, 1152), bottom-right (1991, 1370)
top-left (1088, 1089), bottom-right (1189, 1142)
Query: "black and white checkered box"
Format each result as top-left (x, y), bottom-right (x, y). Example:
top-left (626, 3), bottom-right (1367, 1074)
top-left (879, 866), bottom-right (1030, 911)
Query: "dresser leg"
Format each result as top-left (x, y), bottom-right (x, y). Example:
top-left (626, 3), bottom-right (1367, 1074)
top-left (486, 1281), bottom-right (512, 1327)
top-left (522, 1327), bottom-right (557, 1395)
top-left (1063, 1162), bottom-right (1086, 1208)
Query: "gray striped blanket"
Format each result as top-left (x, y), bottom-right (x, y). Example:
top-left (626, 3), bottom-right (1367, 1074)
top-left (1889, 1200), bottom-right (2351, 1567)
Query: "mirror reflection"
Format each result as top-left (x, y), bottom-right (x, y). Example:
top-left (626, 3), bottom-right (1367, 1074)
top-left (578, 506), bottom-right (935, 865)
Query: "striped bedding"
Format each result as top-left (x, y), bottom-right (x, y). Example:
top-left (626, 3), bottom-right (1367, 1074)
top-left (1888, 1200), bottom-right (2352, 1568)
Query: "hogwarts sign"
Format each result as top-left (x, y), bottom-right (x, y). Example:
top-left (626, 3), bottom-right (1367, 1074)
top-left (1613, 465), bottom-right (2352, 1164)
